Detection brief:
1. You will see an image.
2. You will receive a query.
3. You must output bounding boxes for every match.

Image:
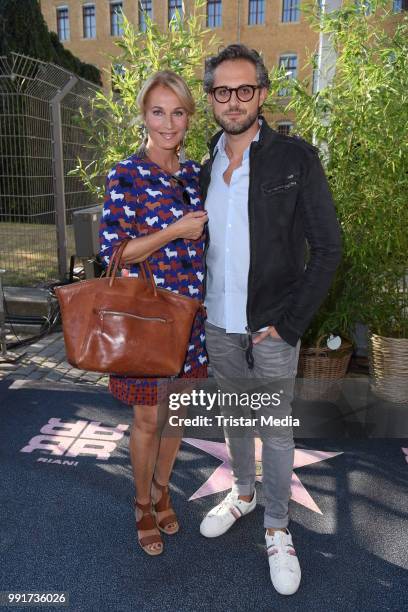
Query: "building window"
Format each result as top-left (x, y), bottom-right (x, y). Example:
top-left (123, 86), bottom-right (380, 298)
top-left (169, 0), bottom-right (183, 22)
top-left (139, 0), bottom-right (152, 32)
top-left (56, 7), bottom-right (70, 41)
top-left (278, 54), bottom-right (297, 96)
top-left (277, 122), bottom-right (292, 136)
top-left (110, 2), bottom-right (123, 36)
top-left (392, 0), bottom-right (407, 10)
top-left (248, 0), bottom-right (264, 24)
top-left (207, 0), bottom-right (222, 28)
top-left (282, 0), bottom-right (300, 22)
top-left (83, 4), bottom-right (96, 38)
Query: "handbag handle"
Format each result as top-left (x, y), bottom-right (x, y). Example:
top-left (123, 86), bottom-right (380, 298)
top-left (107, 240), bottom-right (157, 296)
top-left (105, 239), bottom-right (126, 279)
top-left (138, 260), bottom-right (157, 297)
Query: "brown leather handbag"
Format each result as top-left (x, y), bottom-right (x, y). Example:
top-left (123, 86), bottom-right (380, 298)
top-left (55, 240), bottom-right (202, 377)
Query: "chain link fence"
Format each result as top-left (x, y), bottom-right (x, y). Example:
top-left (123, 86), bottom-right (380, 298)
top-left (0, 53), bottom-right (102, 286)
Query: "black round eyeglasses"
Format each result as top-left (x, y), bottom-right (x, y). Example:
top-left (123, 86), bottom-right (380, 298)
top-left (210, 85), bottom-right (261, 103)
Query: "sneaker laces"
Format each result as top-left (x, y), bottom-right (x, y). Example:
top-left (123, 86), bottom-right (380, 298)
top-left (213, 491), bottom-right (238, 514)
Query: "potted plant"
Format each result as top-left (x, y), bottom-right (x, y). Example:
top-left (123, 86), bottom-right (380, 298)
top-left (280, 1), bottom-right (408, 402)
top-left (295, 265), bottom-right (354, 400)
top-left (367, 273), bottom-right (408, 404)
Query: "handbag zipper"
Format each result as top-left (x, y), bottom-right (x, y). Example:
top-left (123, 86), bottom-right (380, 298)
top-left (100, 310), bottom-right (168, 323)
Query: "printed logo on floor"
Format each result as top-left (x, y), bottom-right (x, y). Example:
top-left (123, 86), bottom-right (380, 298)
top-left (20, 418), bottom-right (129, 467)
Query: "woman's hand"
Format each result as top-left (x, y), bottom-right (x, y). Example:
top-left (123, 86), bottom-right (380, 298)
top-left (121, 210), bottom-right (208, 264)
top-left (173, 211), bottom-right (208, 241)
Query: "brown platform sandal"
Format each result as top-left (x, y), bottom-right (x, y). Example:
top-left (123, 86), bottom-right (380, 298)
top-left (134, 498), bottom-right (163, 556)
top-left (152, 478), bottom-right (179, 535)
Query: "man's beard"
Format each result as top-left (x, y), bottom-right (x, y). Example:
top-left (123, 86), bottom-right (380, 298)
top-left (213, 107), bottom-right (259, 135)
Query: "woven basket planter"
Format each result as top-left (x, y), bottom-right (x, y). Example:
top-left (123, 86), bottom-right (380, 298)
top-left (369, 333), bottom-right (408, 405)
top-left (296, 337), bottom-right (353, 401)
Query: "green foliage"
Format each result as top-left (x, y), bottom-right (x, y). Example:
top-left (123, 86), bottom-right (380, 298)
top-left (48, 32), bottom-right (102, 85)
top-left (73, 0), bottom-right (282, 199)
top-left (0, 0), bottom-right (52, 59)
top-left (72, 1), bottom-right (220, 199)
top-left (0, 0), bottom-right (101, 84)
top-left (286, 0), bottom-right (408, 342)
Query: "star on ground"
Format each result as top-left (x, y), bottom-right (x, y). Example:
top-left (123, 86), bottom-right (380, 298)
top-left (183, 438), bottom-right (343, 514)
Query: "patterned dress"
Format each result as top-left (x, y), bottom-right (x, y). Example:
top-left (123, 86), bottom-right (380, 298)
top-left (99, 154), bottom-right (208, 406)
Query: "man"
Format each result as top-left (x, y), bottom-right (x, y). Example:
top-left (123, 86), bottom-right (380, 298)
top-left (199, 44), bottom-right (342, 595)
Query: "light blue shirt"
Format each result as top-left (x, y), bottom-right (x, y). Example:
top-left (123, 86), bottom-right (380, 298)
top-left (205, 127), bottom-right (260, 333)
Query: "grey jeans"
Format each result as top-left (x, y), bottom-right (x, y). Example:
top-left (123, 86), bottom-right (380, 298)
top-left (205, 321), bottom-right (300, 529)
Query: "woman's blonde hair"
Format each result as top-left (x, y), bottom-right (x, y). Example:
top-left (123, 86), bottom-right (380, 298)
top-left (137, 70), bottom-right (195, 117)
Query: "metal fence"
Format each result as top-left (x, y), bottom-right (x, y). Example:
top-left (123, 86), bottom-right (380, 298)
top-left (0, 53), bottom-right (101, 286)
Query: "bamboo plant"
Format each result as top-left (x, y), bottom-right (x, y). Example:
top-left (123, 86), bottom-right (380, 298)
top-left (282, 0), bottom-right (408, 344)
top-left (71, 0), bottom-right (219, 198)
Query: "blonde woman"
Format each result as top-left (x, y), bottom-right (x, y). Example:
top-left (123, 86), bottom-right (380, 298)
top-left (99, 71), bottom-right (208, 555)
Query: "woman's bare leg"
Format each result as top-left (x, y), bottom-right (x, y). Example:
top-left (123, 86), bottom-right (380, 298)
top-left (151, 404), bottom-right (185, 531)
top-left (154, 417), bottom-right (183, 485)
top-left (130, 403), bottom-right (163, 553)
top-left (130, 403), bottom-right (161, 502)
top-left (130, 402), bottom-right (184, 535)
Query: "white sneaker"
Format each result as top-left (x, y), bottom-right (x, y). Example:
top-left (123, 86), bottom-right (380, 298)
top-left (200, 489), bottom-right (257, 538)
top-left (265, 529), bottom-right (301, 596)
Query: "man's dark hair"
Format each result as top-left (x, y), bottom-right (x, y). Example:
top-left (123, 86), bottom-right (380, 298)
top-left (203, 44), bottom-right (270, 93)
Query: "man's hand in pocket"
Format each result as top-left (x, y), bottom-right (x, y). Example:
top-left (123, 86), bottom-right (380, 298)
top-left (252, 326), bottom-right (282, 345)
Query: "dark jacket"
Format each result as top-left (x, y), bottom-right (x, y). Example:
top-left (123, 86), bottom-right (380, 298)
top-left (199, 118), bottom-right (342, 347)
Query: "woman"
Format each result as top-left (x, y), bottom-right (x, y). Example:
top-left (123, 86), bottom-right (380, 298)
top-left (99, 71), bottom-right (208, 556)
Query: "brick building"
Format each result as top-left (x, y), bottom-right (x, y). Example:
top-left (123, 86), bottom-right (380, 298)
top-left (39, 1), bottom-right (405, 132)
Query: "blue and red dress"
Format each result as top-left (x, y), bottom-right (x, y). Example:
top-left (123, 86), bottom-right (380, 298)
top-left (99, 154), bottom-right (208, 406)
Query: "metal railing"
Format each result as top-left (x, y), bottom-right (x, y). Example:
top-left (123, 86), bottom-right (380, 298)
top-left (0, 53), bottom-right (101, 286)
